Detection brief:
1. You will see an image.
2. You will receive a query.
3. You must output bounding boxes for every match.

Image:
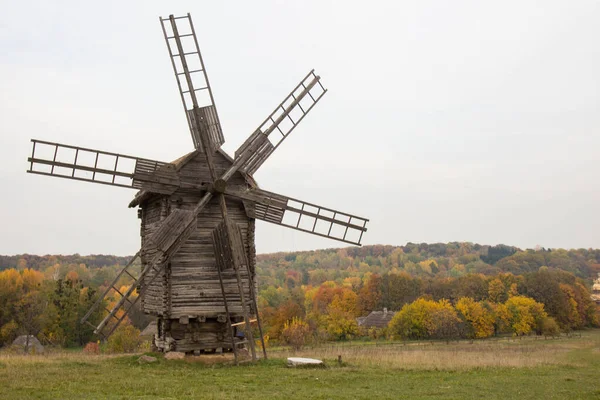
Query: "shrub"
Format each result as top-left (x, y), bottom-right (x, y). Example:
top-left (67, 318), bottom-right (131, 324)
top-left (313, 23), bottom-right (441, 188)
top-left (541, 317), bottom-right (561, 338)
top-left (106, 324), bottom-right (140, 353)
top-left (256, 334), bottom-right (269, 349)
top-left (83, 342), bottom-right (100, 354)
top-left (282, 317), bottom-right (311, 350)
top-left (0, 321), bottom-right (18, 345)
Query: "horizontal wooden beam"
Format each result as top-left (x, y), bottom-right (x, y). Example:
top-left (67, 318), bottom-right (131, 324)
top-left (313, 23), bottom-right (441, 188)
top-left (231, 318), bottom-right (257, 327)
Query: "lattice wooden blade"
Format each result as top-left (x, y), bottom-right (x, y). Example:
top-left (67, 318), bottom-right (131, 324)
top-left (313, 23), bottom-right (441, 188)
top-left (212, 218), bottom-right (248, 272)
top-left (229, 188), bottom-right (368, 246)
top-left (84, 192), bottom-right (214, 339)
top-left (27, 139), bottom-right (180, 194)
top-left (160, 14), bottom-right (224, 152)
top-left (80, 252), bottom-right (142, 328)
top-left (211, 212), bottom-right (257, 362)
top-left (213, 217), bottom-right (267, 360)
top-left (88, 251), bottom-right (164, 339)
top-left (234, 70), bottom-right (327, 175)
top-left (146, 209), bottom-right (195, 253)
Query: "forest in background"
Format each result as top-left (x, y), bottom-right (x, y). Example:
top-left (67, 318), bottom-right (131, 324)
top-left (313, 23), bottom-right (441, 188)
top-left (1, 243), bottom-right (599, 348)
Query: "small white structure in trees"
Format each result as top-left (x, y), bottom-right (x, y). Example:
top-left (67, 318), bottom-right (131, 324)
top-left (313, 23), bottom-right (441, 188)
top-left (11, 335), bottom-right (44, 354)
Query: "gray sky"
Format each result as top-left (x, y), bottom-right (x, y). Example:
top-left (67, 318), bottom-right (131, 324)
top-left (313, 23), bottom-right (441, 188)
top-left (1, 0), bottom-right (599, 256)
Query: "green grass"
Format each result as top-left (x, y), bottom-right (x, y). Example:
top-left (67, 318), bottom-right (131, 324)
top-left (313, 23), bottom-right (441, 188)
top-left (1, 331), bottom-right (600, 399)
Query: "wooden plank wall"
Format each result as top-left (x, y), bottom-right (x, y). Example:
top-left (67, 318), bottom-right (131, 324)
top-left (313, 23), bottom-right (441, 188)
top-left (140, 197), bottom-right (169, 315)
top-left (139, 151), bottom-right (256, 320)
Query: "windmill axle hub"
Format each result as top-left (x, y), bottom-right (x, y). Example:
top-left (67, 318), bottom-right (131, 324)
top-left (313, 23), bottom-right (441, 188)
top-left (213, 179), bottom-right (227, 194)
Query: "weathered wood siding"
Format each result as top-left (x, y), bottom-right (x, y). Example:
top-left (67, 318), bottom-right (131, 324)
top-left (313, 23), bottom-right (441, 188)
top-left (139, 151), bottom-right (256, 319)
top-left (140, 197), bottom-right (169, 315)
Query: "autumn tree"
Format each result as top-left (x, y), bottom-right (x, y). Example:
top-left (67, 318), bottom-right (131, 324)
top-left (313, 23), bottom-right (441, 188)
top-left (426, 300), bottom-right (462, 342)
top-left (282, 317), bottom-right (312, 350)
top-left (388, 298), bottom-right (460, 340)
top-left (487, 278), bottom-right (508, 303)
top-left (504, 296), bottom-right (547, 336)
top-left (262, 299), bottom-right (304, 340)
top-left (380, 272), bottom-right (421, 310)
top-left (455, 297), bottom-right (495, 339)
top-left (324, 289), bottom-right (360, 340)
top-left (0, 269), bottom-right (24, 344)
top-left (357, 274), bottom-right (382, 314)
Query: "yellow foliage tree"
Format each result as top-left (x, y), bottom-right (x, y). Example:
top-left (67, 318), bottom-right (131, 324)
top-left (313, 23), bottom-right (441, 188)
top-left (388, 298), bottom-right (460, 340)
top-left (21, 269), bottom-right (43, 292)
top-left (489, 302), bottom-right (512, 334)
top-left (456, 297), bottom-right (495, 339)
top-left (505, 296), bottom-right (547, 336)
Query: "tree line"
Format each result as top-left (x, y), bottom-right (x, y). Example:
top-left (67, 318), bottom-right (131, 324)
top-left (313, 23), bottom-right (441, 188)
top-left (259, 267), bottom-right (598, 347)
top-left (0, 243), bottom-right (598, 348)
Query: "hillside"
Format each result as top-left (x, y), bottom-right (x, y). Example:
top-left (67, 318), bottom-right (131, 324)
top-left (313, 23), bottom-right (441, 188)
top-left (256, 243), bottom-right (600, 290)
top-left (3, 243), bottom-right (599, 280)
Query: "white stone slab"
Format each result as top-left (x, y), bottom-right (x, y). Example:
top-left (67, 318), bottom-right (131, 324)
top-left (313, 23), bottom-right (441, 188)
top-left (287, 357), bottom-right (324, 366)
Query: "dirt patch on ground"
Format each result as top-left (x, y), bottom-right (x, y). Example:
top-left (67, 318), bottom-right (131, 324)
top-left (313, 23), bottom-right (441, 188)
top-left (184, 352), bottom-right (253, 365)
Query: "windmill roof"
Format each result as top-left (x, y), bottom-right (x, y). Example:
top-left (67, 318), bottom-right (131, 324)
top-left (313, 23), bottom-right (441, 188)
top-left (358, 310), bottom-right (396, 329)
top-left (128, 148), bottom-right (257, 208)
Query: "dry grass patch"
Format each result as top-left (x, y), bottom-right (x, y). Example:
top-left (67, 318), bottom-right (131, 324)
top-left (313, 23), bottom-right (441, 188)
top-left (0, 350), bottom-right (125, 366)
top-left (275, 336), bottom-right (594, 370)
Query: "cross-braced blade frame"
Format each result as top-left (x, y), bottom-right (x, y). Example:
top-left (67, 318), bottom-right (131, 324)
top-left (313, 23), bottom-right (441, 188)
top-left (234, 70), bottom-right (327, 175)
top-left (27, 139), bottom-right (182, 194)
top-left (230, 188), bottom-right (368, 246)
top-left (81, 193), bottom-right (214, 338)
top-left (212, 215), bottom-right (267, 363)
top-left (160, 14), bottom-right (224, 152)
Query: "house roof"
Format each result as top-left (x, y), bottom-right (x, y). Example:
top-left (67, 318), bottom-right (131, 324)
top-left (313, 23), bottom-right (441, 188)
top-left (128, 148), bottom-right (258, 208)
top-left (358, 310), bottom-right (396, 329)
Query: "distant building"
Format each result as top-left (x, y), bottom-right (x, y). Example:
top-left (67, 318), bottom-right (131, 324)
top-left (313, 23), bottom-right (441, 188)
top-left (358, 308), bottom-right (396, 329)
top-left (11, 335), bottom-right (44, 354)
top-left (591, 273), bottom-right (600, 304)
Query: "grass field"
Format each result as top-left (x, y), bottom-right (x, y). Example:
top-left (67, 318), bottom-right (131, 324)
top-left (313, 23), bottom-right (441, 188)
top-left (1, 331), bottom-right (599, 399)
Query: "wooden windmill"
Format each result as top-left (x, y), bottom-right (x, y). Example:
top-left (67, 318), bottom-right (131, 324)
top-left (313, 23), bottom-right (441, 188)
top-left (26, 14), bottom-right (368, 362)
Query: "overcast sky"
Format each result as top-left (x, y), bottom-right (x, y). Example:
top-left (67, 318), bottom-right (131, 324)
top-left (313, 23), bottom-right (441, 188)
top-left (1, 1), bottom-right (598, 256)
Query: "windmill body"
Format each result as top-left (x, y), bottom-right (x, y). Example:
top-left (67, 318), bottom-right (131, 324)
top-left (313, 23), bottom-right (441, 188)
top-left (26, 14), bottom-right (368, 360)
top-left (130, 150), bottom-right (256, 352)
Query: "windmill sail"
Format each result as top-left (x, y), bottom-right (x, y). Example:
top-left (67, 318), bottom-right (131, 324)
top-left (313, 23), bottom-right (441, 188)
top-left (81, 192), bottom-right (214, 338)
top-left (229, 188), bottom-right (368, 246)
top-left (27, 139), bottom-right (181, 194)
top-left (160, 14), bottom-right (224, 153)
top-left (234, 70), bottom-right (327, 175)
top-left (211, 216), bottom-right (261, 360)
